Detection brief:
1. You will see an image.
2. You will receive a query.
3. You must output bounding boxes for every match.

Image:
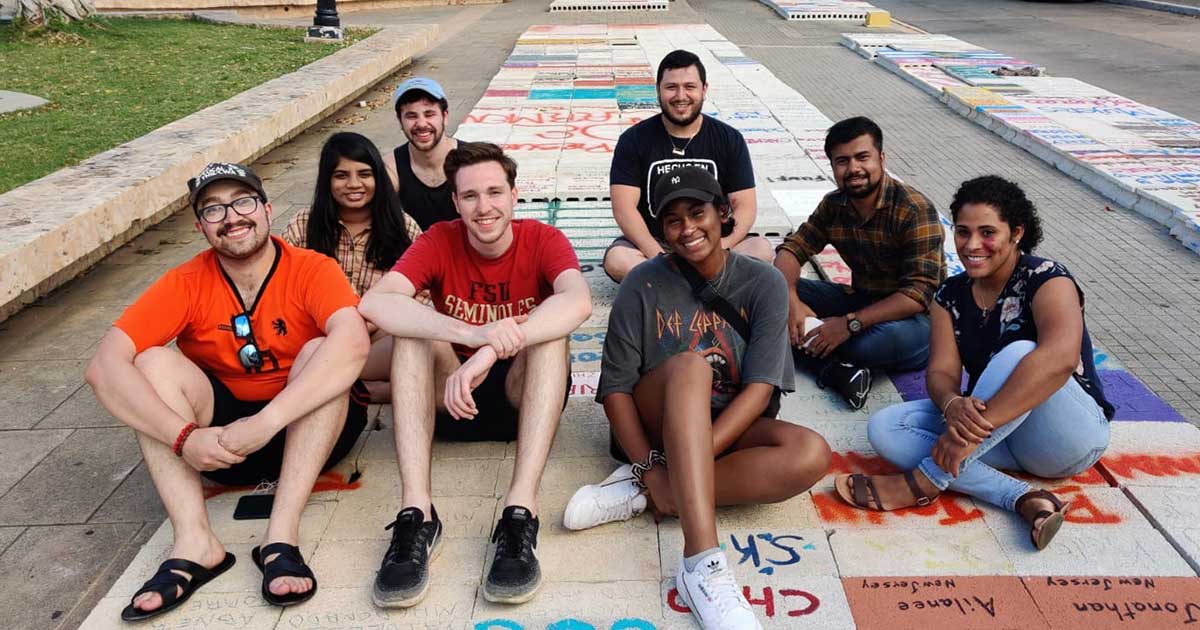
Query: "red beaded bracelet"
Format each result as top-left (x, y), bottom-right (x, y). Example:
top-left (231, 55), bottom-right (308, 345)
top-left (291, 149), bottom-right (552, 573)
top-left (173, 423), bottom-right (199, 457)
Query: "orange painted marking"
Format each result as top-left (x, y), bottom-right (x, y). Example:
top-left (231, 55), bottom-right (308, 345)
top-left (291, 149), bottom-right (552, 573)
top-left (829, 452), bottom-right (900, 476)
top-left (1052, 486), bottom-right (1123, 525)
top-left (813, 488), bottom-right (985, 527)
top-left (1098, 453), bottom-right (1200, 482)
top-left (201, 471), bottom-right (360, 500)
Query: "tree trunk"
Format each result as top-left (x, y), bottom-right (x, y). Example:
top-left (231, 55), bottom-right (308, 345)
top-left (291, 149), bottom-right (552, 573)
top-left (15, 0), bottom-right (95, 23)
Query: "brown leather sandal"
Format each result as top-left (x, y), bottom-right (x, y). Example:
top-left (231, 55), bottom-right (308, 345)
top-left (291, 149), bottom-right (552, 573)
top-left (835, 471), bottom-right (940, 512)
top-left (1015, 489), bottom-right (1071, 550)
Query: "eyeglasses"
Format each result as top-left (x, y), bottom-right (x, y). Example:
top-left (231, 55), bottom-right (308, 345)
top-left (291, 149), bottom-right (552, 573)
top-left (230, 313), bottom-right (263, 369)
top-left (197, 196), bottom-right (262, 224)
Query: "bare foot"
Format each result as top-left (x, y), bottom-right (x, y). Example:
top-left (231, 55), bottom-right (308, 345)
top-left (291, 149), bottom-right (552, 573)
top-left (132, 534), bottom-right (226, 613)
top-left (835, 470), bottom-right (940, 511)
top-left (261, 546), bottom-right (313, 597)
top-left (1017, 492), bottom-right (1062, 540)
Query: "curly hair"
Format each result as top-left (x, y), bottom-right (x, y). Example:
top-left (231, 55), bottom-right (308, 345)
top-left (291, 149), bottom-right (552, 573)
top-left (949, 175), bottom-right (1043, 253)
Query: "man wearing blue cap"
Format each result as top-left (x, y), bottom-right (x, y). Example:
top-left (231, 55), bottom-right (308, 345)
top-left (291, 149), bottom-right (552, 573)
top-left (383, 77), bottom-right (461, 231)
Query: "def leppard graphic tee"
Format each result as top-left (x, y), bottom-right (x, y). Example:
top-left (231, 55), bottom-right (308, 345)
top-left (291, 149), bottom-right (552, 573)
top-left (392, 219), bottom-right (580, 359)
top-left (597, 252), bottom-right (794, 411)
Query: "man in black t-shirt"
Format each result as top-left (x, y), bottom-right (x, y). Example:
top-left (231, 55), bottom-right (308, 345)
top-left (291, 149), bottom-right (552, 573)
top-left (383, 77), bottom-right (460, 230)
top-left (604, 49), bottom-right (774, 283)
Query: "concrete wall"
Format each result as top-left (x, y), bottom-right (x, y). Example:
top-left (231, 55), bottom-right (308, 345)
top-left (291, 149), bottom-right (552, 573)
top-left (97, 0), bottom-right (499, 15)
top-left (0, 24), bottom-right (438, 323)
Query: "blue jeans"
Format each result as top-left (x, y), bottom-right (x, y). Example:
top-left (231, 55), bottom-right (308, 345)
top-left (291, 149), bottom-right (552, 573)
top-left (867, 340), bottom-right (1110, 511)
top-left (794, 278), bottom-right (930, 372)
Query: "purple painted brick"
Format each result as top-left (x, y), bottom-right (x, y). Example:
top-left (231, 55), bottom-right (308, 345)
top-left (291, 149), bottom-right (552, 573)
top-left (886, 369), bottom-right (1184, 423)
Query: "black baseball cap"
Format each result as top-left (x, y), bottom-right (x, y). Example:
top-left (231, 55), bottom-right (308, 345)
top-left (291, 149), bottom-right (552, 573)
top-left (187, 162), bottom-right (268, 209)
top-left (651, 166), bottom-right (726, 219)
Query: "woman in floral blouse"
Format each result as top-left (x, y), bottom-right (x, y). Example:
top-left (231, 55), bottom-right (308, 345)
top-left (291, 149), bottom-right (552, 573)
top-left (835, 175), bottom-right (1113, 550)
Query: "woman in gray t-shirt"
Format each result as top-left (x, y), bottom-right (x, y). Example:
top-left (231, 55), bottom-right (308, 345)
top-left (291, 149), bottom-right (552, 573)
top-left (565, 166), bottom-right (831, 629)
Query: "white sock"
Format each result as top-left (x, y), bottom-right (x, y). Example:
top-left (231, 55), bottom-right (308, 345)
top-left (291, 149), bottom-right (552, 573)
top-left (683, 547), bottom-right (721, 572)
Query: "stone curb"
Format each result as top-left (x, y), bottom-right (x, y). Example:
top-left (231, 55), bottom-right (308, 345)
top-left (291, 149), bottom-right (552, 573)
top-left (1102, 0), bottom-right (1200, 18)
top-left (0, 22), bottom-right (438, 323)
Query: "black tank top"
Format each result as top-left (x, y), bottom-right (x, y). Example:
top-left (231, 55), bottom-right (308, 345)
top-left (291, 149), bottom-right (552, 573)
top-left (394, 143), bottom-right (457, 230)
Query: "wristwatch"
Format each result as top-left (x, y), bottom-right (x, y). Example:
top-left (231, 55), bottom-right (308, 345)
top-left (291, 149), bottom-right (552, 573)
top-left (847, 312), bottom-right (864, 335)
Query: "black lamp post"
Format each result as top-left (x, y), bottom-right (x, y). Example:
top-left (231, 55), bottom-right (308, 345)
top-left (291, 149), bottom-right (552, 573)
top-left (306, 0), bottom-right (342, 42)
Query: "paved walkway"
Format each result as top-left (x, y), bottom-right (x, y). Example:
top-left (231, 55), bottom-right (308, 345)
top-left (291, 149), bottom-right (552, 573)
top-left (2, 1), bottom-right (1200, 629)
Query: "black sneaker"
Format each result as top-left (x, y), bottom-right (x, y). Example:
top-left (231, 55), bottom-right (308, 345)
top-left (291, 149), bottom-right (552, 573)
top-left (372, 505), bottom-right (442, 608)
top-left (819, 361), bottom-right (872, 410)
top-left (483, 505), bottom-right (541, 604)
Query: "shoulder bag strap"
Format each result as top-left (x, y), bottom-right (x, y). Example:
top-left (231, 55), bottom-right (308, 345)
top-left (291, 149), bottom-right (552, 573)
top-left (673, 255), bottom-right (752, 343)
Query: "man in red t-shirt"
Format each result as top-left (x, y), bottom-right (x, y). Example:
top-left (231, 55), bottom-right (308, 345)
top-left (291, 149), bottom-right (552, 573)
top-left (85, 163), bottom-right (371, 621)
top-left (360, 142), bottom-right (591, 607)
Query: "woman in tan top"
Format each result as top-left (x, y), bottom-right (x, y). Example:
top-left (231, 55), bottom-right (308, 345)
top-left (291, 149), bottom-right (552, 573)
top-left (283, 132), bottom-right (422, 401)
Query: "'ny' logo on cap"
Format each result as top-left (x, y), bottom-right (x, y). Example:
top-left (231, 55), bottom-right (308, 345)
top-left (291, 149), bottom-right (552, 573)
top-left (671, 176), bottom-right (680, 184)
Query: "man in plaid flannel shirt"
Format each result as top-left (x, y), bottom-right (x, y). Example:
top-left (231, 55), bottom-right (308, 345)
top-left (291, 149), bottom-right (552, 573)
top-left (774, 117), bottom-right (945, 409)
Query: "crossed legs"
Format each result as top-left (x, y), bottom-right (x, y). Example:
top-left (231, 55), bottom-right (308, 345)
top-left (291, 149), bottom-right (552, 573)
top-left (632, 352), bottom-right (830, 554)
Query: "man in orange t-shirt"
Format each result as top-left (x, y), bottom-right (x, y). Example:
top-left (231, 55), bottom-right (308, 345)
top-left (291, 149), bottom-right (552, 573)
top-left (85, 163), bottom-right (370, 621)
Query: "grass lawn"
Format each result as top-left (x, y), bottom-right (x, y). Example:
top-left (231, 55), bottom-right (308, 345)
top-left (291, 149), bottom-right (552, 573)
top-left (0, 18), bottom-right (371, 195)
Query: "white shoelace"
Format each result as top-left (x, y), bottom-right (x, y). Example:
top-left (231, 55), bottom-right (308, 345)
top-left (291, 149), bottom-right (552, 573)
top-left (699, 564), bottom-right (746, 617)
top-left (593, 481), bottom-right (643, 522)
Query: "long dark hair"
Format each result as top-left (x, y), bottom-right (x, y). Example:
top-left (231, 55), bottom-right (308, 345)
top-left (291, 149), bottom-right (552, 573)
top-left (308, 132), bottom-right (412, 270)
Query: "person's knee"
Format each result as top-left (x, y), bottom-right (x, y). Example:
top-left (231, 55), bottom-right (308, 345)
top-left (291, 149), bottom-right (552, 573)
top-left (737, 236), bottom-right (775, 262)
top-left (866, 404), bottom-right (920, 466)
top-left (996, 340), bottom-right (1037, 362)
top-left (602, 245), bottom-right (644, 282)
top-left (782, 427), bottom-right (831, 492)
top-left (663, 351), bottom-right (711, 379)
top-left (865, 407), bottom-right (895, 455)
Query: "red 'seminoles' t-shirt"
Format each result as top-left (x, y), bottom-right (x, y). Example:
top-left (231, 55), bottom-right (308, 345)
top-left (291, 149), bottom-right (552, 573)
top-left (114, 237), bottom-right (359, 401)
top-left (392, 219), bottom-right (580, 358)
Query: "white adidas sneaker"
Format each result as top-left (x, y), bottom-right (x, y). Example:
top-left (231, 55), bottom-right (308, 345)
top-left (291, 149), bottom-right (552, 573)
top-left (675, 551), bottom-right (761, 630)
top-left (562, 464), bottom-right (647, 531)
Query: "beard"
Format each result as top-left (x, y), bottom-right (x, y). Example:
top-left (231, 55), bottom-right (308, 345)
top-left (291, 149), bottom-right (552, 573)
top-left (842, 174), bottom-right (881, 199)
top-left (659, 95), bottom-right (704, 127)
top-left (406, 124), bottom-right (444, 151)
top-left (212, 220), bottom-right (270, 260)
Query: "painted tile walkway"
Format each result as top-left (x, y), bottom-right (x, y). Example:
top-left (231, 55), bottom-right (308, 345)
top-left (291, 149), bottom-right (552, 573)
top-left (79, 15), bottom-right (1200, 630)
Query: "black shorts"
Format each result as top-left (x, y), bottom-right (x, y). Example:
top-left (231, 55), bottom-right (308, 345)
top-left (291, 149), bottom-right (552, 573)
top-left (608, 388), bottom-right (783, 463)
top-left (434, 358), bottom-right (572, 442)
top-left (201, 373), bottom-right (369, 486)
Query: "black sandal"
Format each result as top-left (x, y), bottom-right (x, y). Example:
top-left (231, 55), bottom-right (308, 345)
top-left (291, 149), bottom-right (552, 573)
top-left (1016, 489), bottom-right (1071, 550)
top-left (835, 471), bottom-right (940, 511)
top-left (120, 552), bottom-right (236, 621)
top-left (252, 542), bottom-right (318, 607)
